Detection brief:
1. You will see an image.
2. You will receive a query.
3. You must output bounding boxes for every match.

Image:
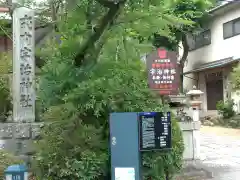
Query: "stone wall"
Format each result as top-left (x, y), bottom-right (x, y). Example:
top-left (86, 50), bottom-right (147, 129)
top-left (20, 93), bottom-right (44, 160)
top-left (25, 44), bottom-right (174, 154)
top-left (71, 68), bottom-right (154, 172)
top-left (0, 122), bottom-right (43, 164)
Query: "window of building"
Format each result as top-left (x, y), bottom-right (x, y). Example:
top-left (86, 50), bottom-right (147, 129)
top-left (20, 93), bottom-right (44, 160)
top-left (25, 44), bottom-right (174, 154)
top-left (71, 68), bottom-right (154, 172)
top-left (223, 17), bottom-right (240, 39)
top-left (233, 19), bottom-right (240, 34)
top-left (187, 29), bottom-right (211, 51)
top-left (223, 21), bottom-right (233, 39)
top-left (187, 35), bottom-right (195, 51)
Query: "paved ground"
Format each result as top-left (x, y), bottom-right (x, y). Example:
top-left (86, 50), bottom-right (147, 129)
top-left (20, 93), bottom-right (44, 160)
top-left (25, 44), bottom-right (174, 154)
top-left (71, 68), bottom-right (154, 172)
top-left (201, 126), bottom-right (240, 137)
top-left (200, 126), bottom-right (240, 180)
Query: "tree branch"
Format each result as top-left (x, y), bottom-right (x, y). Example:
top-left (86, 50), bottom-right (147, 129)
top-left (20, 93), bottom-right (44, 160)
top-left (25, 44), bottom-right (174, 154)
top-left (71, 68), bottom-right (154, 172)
top-left (74, 1), bottom-right (126, 66)
top-left (95, 0), bottom-right (122, 8)
top-left (86, 0), bottom-right (93, 30)
top-left (92, 32), bottom-right (108, 61)
top-left (81, 33), bottom-right (109, 72)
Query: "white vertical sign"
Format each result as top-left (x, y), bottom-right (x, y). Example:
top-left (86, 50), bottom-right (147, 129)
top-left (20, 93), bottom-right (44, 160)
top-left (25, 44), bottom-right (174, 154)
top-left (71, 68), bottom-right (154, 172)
top-left (5, 175), bottom-right (12, 180)
top-left (13, 7), bottom-right (35, 122)
top-left (24, 172), bottom-right (29, 180)
top-left (115, 168), bottom-right (135, 180)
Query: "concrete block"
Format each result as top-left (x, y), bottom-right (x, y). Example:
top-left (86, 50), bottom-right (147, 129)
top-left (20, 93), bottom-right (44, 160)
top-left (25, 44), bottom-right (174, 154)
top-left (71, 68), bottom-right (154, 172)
top-left (31, 123), bottom-right (42, 139)
top-left (179, 121), bottom-right (201, 131)
top-left (0, 139), bottom-right (18, 154)
top-left (0, 123), bottom-right (13, 138)
top-left (14, 123), bottom-right (31, 139)
top-left (18, 140), bottom-right (35, 155)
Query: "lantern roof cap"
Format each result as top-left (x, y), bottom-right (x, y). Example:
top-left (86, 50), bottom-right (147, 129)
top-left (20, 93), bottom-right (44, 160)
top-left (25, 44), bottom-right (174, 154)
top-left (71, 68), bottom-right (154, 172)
top-left (186, 86), bottom-right (204, 95)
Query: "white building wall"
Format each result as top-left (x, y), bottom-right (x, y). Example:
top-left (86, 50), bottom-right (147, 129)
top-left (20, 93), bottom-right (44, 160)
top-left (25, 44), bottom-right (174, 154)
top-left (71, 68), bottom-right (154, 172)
top-left (180, 4), bottom-right (240, 112)
top-left (185, 5), bottom-right (240, 74)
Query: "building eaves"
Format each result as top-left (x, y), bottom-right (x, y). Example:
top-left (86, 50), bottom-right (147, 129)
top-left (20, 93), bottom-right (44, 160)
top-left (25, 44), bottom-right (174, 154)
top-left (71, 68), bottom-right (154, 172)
top-left (208, 1), bottom-right (232, 13)
top-left (183, 57), bottom-right (239, 75)
top-left (207, 1), bottom-right (240, 16)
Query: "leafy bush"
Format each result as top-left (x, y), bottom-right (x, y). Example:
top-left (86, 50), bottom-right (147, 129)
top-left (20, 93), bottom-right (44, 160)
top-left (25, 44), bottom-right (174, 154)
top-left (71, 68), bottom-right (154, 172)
top-left (33, 52), bottom-right (184, 180)
top-left (231, 62), bottom-right (240, 90)
top-left (33, 1), bottom-right (185, 178)
top-left (0, 77), bottom-right (10, 122)
top-left (216, 100), bottom-right (235, 119)
top-left (227, 115), bottom-right (240, 128)
top-left (143, 117), bottom-right (184, 179)
top-left (0, 150), bottom-right (23, 180)
top-left (0, 53), bottom-right (12, 122)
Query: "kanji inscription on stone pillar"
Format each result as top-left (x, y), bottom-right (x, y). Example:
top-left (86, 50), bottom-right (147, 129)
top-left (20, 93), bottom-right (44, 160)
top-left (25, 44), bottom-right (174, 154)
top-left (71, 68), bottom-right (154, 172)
top-left (13, 7), bottom-right (35, 122)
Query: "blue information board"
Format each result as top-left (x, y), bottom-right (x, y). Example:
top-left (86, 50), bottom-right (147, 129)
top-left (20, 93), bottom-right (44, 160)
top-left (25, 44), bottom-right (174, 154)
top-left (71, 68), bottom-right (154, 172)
top-left (109, 112), bottom-right (172, 180)
top-left (110, 113), bottom-right (142, 180)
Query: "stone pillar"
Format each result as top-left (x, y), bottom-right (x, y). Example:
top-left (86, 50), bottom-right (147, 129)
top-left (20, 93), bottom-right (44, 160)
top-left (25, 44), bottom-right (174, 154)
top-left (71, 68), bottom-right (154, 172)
top-left (186, 86), bottom-right (203, 160)
top-left (178, 121), bottom-right (201, 160)
top-left (0, 4), bottom-right (37, 164)
top-left (12, 6), bottom-right (35, 123)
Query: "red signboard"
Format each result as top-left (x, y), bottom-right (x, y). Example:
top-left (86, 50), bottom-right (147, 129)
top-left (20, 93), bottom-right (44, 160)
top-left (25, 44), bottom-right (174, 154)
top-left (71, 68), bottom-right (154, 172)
top-left (146, 48), bottom-right (180, 95)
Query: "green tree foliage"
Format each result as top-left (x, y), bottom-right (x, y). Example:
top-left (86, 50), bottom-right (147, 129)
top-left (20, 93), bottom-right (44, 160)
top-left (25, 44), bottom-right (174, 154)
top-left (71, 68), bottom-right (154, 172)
top-left (0, 150), bottom-right (23, 180)
top-left (154, 0), bottom-right (213, 49)
top-left (0, 20), bottom-right (11, 37)
top-left (33, 0), bottom-right (186, 179)
top-left (216, 100), bottom-right (235, 119)
top-left (35, 57), bottom-right (184, 179)
top-left (153, 0), bottom-right (215, 93)
top-left (0, 53), bottom-right (12, 122)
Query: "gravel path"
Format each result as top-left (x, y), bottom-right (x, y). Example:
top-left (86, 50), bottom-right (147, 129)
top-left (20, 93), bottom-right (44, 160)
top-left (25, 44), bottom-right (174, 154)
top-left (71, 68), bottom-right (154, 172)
top-left (200, 126), bottom-right (240, 180)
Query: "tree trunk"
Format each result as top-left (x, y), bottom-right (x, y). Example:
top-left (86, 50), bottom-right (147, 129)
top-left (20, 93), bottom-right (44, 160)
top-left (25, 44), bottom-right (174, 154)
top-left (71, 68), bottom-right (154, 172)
top-left (179, 34), bottom-right (189, 94)
top-left (179, 64), bottom-right (184, 94)
top-left (74, 1), bottom-right (126, 66)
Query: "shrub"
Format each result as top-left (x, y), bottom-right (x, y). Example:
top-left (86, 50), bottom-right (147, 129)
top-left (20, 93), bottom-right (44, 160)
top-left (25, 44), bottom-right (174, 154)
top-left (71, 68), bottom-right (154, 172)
top-left (34, 111), bottom-right (183, 180)
top-left (33, 2), bottom-right (184, 178)
top-left (0, 53), bottom-right (12, 122)
top-left (216, 100), bottom-right (235, 119)
top-left (228, 115), bottom-right (240, 127)
top-left (0, 150), bottom-right (23, 180)
top-left (231, 62), bottom-right (240, 90)
top-left (34, 55), bottom-right (184, 179)
top-left (143, 116), bottom-right (184, 179)
top-left (0, 77), bottom-right (10, 122)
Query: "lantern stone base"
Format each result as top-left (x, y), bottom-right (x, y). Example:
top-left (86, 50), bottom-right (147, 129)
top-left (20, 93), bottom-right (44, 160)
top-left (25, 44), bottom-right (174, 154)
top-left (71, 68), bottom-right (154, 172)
top-left (178, 121), bottom-right (201, 160)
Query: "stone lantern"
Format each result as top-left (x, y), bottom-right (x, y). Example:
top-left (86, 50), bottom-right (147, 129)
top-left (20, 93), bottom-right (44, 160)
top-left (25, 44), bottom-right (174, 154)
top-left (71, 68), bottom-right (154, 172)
top-left (186, 85), bottom-right (204, 122)
top-left (178, 85), bottom-right (204, 161)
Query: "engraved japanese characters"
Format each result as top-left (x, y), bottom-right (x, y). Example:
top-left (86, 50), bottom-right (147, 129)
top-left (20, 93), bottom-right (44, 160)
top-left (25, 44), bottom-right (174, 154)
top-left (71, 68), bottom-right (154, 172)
top-left (13, 8), bottom-right (35, 122)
